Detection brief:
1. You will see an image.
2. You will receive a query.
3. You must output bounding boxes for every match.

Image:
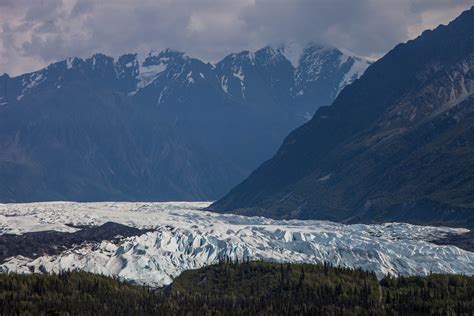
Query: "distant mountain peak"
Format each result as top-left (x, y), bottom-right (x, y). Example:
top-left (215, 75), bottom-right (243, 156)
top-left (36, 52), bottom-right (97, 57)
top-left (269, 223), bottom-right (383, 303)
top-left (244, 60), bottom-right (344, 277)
top-left (4, 43), bottom-right (370, 108)
top-left (87, 53), bottom-right (114, 67)
top-left (0, 41), bottom-right (371, 203)
top-left (144, 49), bottom-right (189, 66)
top-left (64, 56), bottom-right (84, 70)
top-left (224, 50), bottom-right (256, 66)
top-left (115, 53), bottom-right (139, 79)
top-left (272, 42), bottom-right (370, 70)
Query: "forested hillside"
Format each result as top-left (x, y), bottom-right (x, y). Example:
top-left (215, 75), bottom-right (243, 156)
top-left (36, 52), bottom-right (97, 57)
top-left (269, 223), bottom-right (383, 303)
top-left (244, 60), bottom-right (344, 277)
top-left (1, 261), bottom-right (473, 315)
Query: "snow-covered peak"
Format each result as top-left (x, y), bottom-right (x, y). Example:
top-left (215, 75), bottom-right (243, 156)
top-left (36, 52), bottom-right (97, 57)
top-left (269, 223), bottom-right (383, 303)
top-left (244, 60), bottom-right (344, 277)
top-left (5, 45), bottom-right (370, 108)
top-left (136, 64), bottom-right (167, 90)
top-left (297, 44), bottom-right (370, 87)
top-left (255, 46), bottom-right (290, 67)
top-left (300, 45), bottom-right (338, 65)
top-left (143, 49), bottom-right (188, 67)
top-left (276, 42), bottom-right (370, 72)
top-left (337, 56), bottom-right (371, 94)
top-left (65, 57), bottom-right (83, 70)
top-left (86, 54), bottom-right (114, 70)
top-left (274, 43), bottom-right (344, 69)
top-left (297, 45), bottom-right (338, 83)
top-left (16, 70), bottom-right (48, 101)
top-left (132, 49), bottom-right (192, 90)
top-left (224, 51), bottom-right (256, 66)
top-left (215, 51), bottom-right (258, 98)
top-left (257, 46), bottom-right (279, 57)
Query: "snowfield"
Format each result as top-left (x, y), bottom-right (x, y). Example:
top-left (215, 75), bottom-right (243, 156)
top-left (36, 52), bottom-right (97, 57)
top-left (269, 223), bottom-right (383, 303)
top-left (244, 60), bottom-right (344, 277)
top-left (1, 201), bottom-right (473, 287)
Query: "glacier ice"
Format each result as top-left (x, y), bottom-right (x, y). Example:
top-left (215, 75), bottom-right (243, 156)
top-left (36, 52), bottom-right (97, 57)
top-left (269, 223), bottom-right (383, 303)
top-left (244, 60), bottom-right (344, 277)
top-left (0, 201), bottom-right (473, 287)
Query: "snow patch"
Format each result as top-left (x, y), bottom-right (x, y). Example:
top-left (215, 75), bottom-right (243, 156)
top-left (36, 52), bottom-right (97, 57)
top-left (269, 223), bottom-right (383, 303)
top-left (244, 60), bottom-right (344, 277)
top-left (302, 112), bottom-right (312, 122)
top-left (317, 173), bottom-right (332, 181)
top-left (66, 57), bottom-right (79, 70)
top-left (233, 67), bottom-right (245, 81)
top-left (136, 64), bottom-right (167, 89)
top-left (338, 57), bottom-right (370, 94)
top-left (232, 67), bottom-right (246, 98)
top-left (186, 71), bottom-right (195, 84)
top-left (157, 86), bottom-right (168, 106)
top-left (221, 76), bottom-right (229, 93)
top-left (25, 73), bottom-right (46, 90)
top-left (15, 72), bottom-right (47, 100)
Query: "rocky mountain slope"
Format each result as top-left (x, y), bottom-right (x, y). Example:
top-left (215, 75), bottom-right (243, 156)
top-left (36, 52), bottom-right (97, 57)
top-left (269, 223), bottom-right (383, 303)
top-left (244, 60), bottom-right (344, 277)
top-left (0, 45), bottom-right (368, 202)
top-left (210, 7), bottom-right (474, 228)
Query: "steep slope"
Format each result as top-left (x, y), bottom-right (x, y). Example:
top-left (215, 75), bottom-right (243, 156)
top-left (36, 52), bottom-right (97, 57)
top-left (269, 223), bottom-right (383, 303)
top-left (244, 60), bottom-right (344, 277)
top-left (211, 7), bottom-right (474, 227)
top-left (0, 45), bottom-right (368, 202)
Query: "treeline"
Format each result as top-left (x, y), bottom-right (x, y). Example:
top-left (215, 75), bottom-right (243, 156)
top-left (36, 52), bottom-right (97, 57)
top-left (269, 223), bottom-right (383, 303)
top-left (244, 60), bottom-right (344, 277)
top-left (0, 271), bottom-right (168, 315)
top-left (381, 273), bottom-right (474, 315)
top-left (1, 261), bottom-right (473, 315)
top-left (171, 260), bottom-right (382, 315)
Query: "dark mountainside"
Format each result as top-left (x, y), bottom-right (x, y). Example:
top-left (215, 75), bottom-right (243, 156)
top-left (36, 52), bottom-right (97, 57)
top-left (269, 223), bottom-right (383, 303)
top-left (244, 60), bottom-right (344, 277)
top-left (2, 261), bottom-right (473, 315)
top-left (0, 45), bottom-right (368, 202)
top-left (211, 7), bottom-right (474, 229)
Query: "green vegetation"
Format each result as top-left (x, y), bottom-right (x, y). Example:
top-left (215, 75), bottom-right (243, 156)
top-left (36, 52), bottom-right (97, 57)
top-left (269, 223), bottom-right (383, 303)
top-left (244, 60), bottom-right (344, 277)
top-left (1, 261), bottom-right (473, 315)
top-left (381, 273), bottom-right (474, 315)
top-left (172, 261), bottom-right (382, 315)
top-left (0, 271), bottom-right (168, 315)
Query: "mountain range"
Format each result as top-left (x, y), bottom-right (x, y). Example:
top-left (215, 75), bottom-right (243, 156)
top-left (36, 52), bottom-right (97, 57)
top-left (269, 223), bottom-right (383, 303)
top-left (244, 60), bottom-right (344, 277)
top-left (211, 7), bottom-right (474, 228)
top-left (0, 44), bottom-right (369, 202)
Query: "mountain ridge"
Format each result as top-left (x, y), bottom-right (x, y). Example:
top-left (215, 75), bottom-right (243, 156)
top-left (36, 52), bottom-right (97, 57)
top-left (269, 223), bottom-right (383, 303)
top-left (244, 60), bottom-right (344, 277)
top-left (0, 44), bottom-right (369, 202)
top-left (210, 7), bottom-right (474, 228)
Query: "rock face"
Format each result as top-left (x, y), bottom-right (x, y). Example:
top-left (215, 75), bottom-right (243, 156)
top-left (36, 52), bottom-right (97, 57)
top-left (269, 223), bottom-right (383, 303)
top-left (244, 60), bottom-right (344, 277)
top-left (210, 7), bottom-right (474, 228)
top-left (0, 45), bottom-right (368, 202)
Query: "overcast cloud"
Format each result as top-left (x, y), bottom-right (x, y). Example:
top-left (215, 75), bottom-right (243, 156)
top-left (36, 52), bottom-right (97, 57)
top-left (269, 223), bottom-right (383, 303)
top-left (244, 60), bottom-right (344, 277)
top-left (1, 0), bottom-right (473, 75)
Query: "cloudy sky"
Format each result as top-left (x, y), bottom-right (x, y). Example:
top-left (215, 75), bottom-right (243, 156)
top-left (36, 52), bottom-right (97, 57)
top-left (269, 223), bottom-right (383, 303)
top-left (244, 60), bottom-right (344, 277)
top-left (1, 0), bottom-right (473, 75)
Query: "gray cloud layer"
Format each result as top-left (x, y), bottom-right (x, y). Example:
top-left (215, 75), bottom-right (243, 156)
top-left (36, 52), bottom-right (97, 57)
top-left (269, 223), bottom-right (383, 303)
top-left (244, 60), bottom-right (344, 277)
top-left (1, 0), bottom-right (473, 75)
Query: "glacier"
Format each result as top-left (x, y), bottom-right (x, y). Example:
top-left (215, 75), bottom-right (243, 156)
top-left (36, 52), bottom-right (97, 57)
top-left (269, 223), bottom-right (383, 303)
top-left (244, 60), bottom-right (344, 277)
top-left (0, 201), bottom-right (473, 287)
